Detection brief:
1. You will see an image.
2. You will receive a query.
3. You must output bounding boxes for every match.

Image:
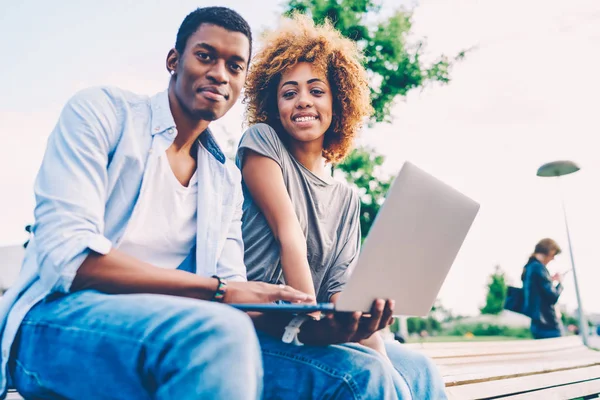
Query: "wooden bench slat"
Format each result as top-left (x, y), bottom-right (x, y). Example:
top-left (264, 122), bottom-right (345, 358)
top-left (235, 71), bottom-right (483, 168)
top-left (443, 358), bottom-right (600, 386)
top-left (5, 390), bottom-right (23, 400)
top-left (446, 365), bottom-right (600, 399)
top-left (436, 347), bottom-right (598, 367)
top-left (407, 336), bottom-right (600, 398)
top-left (504, 378), bottom-right (600, 399)
top-left (406, 336), bottom-right (581, 351)
top-left (407, 336), bottom-right (584, 359)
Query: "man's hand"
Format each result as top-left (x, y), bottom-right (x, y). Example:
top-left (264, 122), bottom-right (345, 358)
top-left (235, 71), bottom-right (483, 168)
top-left (354, 299), bottom-right (395, 341)
top-left (225, 281), bottom-right (314, 304)
top-left (298, 299), bottom-right (394, 346)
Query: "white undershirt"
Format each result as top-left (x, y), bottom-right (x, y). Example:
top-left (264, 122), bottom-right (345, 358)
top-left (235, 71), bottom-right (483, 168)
top-left (118, 151), bottom-right (198, 269)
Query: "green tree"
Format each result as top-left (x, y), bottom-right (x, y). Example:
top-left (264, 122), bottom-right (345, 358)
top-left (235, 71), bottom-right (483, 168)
top-left (406, 316), bottom-right (441, 335)
top-left (480, 266), bottom-right (508, 315)
top-left (393, 299), bottom-right (445, 335)
top-left (284, 0), bottom-right (465, 238)
top-left (285, 0), bottom-right (464, 122)
top-left (430, 299), bottom-right (455, 323)
top-left (561, 312), bottom-right (578, 328)
top-left (334, 147), bottom-right (391, 238)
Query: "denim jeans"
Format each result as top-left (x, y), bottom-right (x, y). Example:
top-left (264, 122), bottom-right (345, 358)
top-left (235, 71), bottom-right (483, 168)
top-left (9, 291), bottom-right (263, 400)
top-left (383, 341), bottom-right (447, 400)
top-left (530, 323), bottom-right (563, 339)
top-left (334, 341), bottom-right (447, 400)
top-left (258, 330), bottom-right (410, 399)
top-left (10, 290), bottom-right (444, 399)
top-left (258, 332), bottom-right (447, 399)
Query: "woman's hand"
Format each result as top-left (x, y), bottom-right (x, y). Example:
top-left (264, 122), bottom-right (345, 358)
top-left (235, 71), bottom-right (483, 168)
top-left (299, 299), bottom-right (394, 346)
top-left (224, 281), bottom-right (315, 304)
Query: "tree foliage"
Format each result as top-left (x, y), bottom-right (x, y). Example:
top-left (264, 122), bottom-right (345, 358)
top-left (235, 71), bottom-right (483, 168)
top-left (334, 147), bottom-right (391, 238)
top-left (285, 0), bottom-right (463, 122)
top-left (406, 316), bottom-right (441, 335)
top-left (480, 266), bottom-right (508, 315)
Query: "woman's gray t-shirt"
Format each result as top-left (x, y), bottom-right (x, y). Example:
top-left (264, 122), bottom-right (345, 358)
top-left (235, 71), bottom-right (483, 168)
top-left (236, 123), bottom-right (361, 303)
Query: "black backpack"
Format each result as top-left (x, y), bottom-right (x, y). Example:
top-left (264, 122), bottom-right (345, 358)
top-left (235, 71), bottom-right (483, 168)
top-left (504, 285), bottom-right (526, 315)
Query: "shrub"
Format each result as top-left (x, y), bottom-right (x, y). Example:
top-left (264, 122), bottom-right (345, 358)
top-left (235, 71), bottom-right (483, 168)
top-left (407, 316), bottom-right (442, 335)
top-left (446, 322), bottom-right (532, 339)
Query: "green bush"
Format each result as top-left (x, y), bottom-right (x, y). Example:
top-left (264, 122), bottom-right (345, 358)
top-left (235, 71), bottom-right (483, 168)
top-left (407, 316), bottom-right (441, 335)
top-left (446, 323), bottom-right (532, 339)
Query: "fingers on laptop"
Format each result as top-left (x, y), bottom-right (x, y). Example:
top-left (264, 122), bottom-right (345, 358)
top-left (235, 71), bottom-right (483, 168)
top-left (362, 299), bottom-right (385, 335)
top-left (270, 283), bottom-right (315, 303)
top-left (356, 299), bottom-right (394, 336)
top-left (379, 299), bottom-right (394, 330)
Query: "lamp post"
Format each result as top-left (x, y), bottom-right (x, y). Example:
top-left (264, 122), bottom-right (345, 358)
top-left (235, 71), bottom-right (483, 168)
top-left (536, 160), bottom-right (588, 345)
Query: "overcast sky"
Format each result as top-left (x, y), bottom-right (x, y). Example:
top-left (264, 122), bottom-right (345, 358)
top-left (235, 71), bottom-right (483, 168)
top-left (1, 0), bottom-right (599, 316)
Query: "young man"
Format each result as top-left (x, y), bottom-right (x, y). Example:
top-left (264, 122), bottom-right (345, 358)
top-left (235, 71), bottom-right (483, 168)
top-left (0, 7), bottom-right (309, 400)
top-left (0, 7), bottom-right (408, 400)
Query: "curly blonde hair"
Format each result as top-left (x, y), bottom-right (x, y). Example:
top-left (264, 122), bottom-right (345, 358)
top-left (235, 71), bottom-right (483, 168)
top-left (244, 14), bottom-right (373, 163)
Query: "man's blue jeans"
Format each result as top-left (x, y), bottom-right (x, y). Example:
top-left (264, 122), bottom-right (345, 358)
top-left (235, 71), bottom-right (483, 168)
top-left (9, 291), bottom-right (263, 399)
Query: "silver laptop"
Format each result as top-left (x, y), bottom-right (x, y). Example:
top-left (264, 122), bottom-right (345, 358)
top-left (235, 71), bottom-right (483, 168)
top-left (232, 161), bottom-right (480, 317)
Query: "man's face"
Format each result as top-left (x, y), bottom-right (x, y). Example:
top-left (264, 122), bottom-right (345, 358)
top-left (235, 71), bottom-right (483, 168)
top-left (170, 23), bottom-right (249, 121)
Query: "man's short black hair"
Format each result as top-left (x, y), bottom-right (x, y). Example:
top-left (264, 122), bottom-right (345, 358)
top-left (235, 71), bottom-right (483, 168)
top-left (175, 7), bottom-right (252, 60)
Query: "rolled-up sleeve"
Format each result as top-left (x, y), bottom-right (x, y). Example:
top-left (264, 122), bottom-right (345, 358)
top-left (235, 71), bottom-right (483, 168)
top-left (33, 88), bottom-right (119, 293)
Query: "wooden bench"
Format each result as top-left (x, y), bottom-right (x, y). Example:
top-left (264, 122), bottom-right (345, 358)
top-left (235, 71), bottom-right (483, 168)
top-left (406, 336), bottom-right (600, 399)
top-left (7, 336), bottom-right (600, 399)
top-left (5, 390), bottom-right (21, 400)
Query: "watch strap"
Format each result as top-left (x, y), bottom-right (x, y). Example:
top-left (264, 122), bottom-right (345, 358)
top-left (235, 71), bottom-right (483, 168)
top-left (282, 315), bottom-right (309, 346)
top-left (211, 275), bottom-right (228, 303)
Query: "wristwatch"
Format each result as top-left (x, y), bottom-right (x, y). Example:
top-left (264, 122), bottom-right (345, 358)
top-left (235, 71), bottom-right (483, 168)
top-left (282, 315), bottom-right (310, 346)
top-left (211, 275), bottom-right (228, 302)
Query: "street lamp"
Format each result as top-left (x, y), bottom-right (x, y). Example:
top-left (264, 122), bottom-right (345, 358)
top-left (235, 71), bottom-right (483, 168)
top-left (536, 160), bottom-right (588, 345)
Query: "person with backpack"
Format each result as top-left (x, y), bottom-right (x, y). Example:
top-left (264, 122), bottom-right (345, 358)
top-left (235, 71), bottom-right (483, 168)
top-left (522, 238), bottom-right (564, 339)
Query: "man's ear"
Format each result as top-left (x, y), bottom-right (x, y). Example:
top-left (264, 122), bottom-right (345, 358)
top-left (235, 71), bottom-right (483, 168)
top-left (166, 48), bottom-right (179, 75)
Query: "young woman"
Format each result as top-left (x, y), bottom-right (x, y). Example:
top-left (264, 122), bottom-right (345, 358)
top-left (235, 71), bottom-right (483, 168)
top-left (237, 15), bottom-right (447, 399)
top-left (522, 238), bottom-right (564, 339)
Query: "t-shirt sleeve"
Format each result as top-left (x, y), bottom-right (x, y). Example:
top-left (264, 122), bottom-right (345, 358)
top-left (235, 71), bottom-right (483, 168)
top-left (236, 123), bottom-right (285, 170)
top-left (319, 190), bottom-right (362, 303)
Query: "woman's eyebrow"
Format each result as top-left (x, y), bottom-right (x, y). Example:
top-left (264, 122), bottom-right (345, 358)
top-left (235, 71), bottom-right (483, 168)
top-left (280, 81), bottom-right (298, 89)
top-left (280, 78), bottom-right (325, 88)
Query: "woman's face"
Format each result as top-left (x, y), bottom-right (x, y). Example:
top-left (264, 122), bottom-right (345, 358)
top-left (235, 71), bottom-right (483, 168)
top-left (276, 62), bottom-right (333, 146)
top-left (541, 250), bottom-right (557, 265)
top-left (546, 250), bottom-right (557, 264)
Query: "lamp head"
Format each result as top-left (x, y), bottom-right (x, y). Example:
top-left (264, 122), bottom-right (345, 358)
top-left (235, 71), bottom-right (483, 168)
top-left (537, 160), bottom-right (580, 177)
